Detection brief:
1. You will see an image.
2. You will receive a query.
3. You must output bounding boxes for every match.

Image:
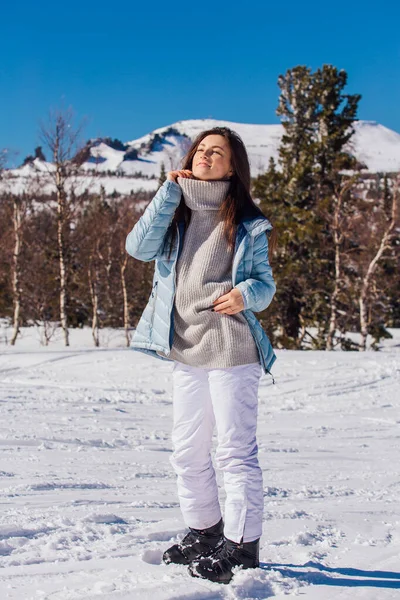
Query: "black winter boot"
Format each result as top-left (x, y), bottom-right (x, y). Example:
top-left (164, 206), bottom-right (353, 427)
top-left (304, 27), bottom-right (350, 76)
top-left (162, 518), bottom-right (224, 565)
top-left (188, 536), bottom-right (260, 584)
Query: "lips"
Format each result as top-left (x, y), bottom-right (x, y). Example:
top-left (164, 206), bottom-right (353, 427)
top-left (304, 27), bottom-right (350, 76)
top-left (197, 162), bottom-right (210, 167)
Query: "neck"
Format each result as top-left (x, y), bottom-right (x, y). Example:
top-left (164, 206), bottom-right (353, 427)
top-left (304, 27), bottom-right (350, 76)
top-left (177, 176), bottom-right (230, 211)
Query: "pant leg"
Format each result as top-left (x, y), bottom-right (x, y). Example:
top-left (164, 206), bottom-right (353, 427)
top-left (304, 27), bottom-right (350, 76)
top-left (170, 361), bottom-right (221, 530)
top-left (208, 362), bottom-right (263, 544)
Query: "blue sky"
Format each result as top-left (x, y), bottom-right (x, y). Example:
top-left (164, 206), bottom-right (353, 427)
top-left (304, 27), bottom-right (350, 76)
top-left (1, 0), bottom-right (399, 167)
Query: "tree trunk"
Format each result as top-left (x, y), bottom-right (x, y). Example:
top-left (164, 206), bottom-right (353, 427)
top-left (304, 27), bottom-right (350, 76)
top-left (88, 260), bottom-right (100, 347)
top-left (359, 291), bottom-right (368, 351)
top-left (327, 178), bottom-right (355, 350)
top-left (105, 239), bottom-right (113, 309)
top-left (56, 166), bottom-right (69, 346)
top-left (327, 229), bottom-right (340, 350)
top-left (10, 197), bottom-right (21, 346)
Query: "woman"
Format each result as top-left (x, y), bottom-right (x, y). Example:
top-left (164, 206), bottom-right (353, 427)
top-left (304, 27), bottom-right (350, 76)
top-left (125, 127), bottom-right (277, 584)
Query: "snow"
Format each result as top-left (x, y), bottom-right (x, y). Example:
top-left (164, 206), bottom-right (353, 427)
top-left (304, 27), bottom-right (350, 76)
top-left (111, 118), bottom-right (400, 180)
top-left (3, 171), bottom-right (158, 198)
top-left (6, 119), bottom-right (400, 198)
top-left (125, 119), bottom-right (285, 180)
top-left (0, 326), bottom-right (400, 599)
top-left (88, 143), bottom-right (126, 172)
top-left (347, 121), bottom-right (400, 173)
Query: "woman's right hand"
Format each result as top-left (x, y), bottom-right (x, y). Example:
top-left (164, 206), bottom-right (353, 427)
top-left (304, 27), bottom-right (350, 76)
top-left (167, 169), bottom-right (193, 183)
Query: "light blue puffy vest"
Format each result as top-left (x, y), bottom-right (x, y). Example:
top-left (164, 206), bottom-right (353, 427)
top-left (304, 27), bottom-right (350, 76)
top-left (126, 180), bottom-right (277, 379)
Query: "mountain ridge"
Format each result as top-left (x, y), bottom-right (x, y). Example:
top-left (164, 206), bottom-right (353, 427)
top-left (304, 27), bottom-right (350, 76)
top-left (8, 118), bottom-right (400, 196)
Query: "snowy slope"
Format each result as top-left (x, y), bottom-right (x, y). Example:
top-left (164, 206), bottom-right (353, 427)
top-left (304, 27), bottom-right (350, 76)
top-left (117, 118), bottom-right (400, 176)
top-left (122, 119), bottom-right (284, 178)
top-left (78, 119), bottom-right (400, 177)
top-left (346, 120), bottom-right (400, 172)
top-left (6, 119), bottom-right (400, 197)
top-left (0, 326), bottom-right (400, 599)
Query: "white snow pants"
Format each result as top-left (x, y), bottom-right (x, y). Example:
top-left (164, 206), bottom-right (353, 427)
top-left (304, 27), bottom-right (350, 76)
top-left (170, 360), bottom-right (264, 543)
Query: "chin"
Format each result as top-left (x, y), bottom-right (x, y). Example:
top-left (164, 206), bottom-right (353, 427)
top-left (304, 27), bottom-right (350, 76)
top-left (193, 174), bottom-right (211, 181)
top-left (194, 173), bottom-right (219, 181)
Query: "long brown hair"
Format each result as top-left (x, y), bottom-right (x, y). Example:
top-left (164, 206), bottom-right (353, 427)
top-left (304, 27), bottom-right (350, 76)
top-left (164, 126), bottom-right (277, 260)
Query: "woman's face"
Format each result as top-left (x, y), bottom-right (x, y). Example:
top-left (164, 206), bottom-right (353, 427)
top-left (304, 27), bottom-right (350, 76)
top-left (191, 134), bottom-right (233, 181)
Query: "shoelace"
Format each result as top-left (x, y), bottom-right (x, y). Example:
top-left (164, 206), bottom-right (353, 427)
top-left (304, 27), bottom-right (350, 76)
top-left (181, 529), bottom-right (201, 547)
top-left (180, 528), bottom-right (220, 562)
top-left (208, 542), bottom-right (241, 569)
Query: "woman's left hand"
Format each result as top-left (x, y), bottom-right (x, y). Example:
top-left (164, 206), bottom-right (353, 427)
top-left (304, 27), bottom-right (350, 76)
top-left (212, 288), bottom-right (244, 315)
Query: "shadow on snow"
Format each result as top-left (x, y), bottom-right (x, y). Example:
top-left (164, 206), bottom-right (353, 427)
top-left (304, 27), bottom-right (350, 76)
top-left (261, 560), bottom-right (400, 589)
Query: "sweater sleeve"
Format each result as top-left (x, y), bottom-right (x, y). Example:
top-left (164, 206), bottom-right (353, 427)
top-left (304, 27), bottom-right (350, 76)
top-left (125, 180), bottom-right (182, 262)
top-left (234, 232), bottom-right (276, 312)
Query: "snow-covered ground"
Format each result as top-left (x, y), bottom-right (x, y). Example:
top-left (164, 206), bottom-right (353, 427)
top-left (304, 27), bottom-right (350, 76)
top-left (0, 327), bottom-right (399, 599)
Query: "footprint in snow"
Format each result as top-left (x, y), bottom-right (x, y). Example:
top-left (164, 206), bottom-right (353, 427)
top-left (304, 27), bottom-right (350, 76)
top-left (141, 548), bottom-right (164, 564)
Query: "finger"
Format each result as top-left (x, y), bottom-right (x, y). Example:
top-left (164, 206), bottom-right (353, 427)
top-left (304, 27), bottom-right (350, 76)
top-left (213, 301), bottom-right (231, 312)
top-left (213, 293), bottom-right (231, 305)
top-left (216, 306), bottom-right (239, 315)
top-left (221, 301), bottom-right (242, 313)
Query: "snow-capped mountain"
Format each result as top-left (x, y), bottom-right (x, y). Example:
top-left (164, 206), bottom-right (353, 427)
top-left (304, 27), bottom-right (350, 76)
top-left (7, 119), bottom-right (400, 196)
top-left (82, 118), bottom-right (400, 176)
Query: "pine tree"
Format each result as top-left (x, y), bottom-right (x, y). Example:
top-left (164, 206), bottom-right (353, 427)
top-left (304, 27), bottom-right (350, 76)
top-left (254, 64), bottom-right (362, 348)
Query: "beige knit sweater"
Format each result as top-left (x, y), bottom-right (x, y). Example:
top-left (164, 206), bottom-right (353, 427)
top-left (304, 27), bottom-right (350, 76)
top-left (159, 176), bottom-right (259, 369)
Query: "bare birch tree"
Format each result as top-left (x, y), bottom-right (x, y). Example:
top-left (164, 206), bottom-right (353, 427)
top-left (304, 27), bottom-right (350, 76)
top-left (10, 193), bottom-right (24, 345)
top-left (116, 199), bottom-right (136, 347)
top-left (326, 174), bottom-right (360, 350)
top-left (0, 151), bottom-right (32, 345)
top-left (358, 176), bottom-right (399, 350)
top-left (38, 105), bottom-right (87, 346)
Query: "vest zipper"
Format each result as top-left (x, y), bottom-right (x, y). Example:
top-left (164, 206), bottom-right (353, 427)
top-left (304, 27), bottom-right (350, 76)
top-left (150, 281), bottom-right (158, 330)
top-left (245, 316), bottom-right (275, 384)
top-left (168, 224), bottom-right (181, 350)
top-left (232, 226), bottom-right (275, 384)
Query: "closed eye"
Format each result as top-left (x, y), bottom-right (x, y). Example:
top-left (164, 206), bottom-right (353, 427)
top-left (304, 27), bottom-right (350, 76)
top-left (197, 149), bottom-right (221, 155)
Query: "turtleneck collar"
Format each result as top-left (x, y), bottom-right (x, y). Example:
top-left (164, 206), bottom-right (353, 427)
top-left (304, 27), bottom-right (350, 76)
top-left (177, 176), bottom-right (230, 211)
